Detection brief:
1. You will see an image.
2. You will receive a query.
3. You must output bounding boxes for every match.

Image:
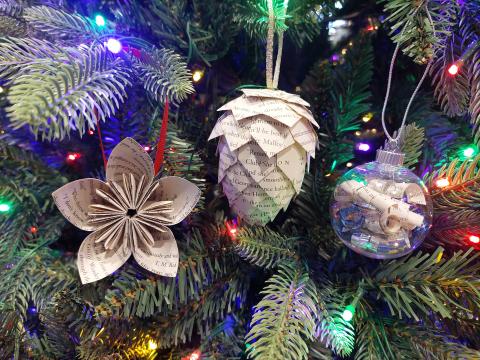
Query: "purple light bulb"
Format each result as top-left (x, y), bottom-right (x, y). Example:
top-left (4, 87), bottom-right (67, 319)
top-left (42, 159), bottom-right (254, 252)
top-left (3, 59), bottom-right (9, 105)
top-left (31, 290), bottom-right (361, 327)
top-left (357, 143), bottom-right (370, 152)
top-left (106, 38), bottom-right (122, 54)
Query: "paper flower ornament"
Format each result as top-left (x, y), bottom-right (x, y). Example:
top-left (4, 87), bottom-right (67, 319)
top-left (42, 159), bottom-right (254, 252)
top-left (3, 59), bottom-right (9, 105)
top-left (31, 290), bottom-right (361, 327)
top-left (52, 138), bottom-right (200, 284)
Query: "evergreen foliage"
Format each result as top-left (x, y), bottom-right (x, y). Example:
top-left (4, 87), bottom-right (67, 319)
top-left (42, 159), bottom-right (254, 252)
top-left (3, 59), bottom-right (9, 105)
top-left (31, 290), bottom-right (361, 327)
top-left (161, 123), bottom-right (207, 209)
top-left (397, 122), bottom-right (425, 168)
top-left (427, 154), bottom-right (480, 218)
top-left (0, 4), bottom-right (193, 140)
top-left (429, 5), bottom-right (480, 145)
top-left (354, 318), bottom-right (480, 359)
top-left (2, 0), bottom-right (480, 359)
top-left (364, 248), bottom-right (480, 320)
top-left (7, 45), bottom-right (131, 140)
top-left (235, 226), bottom-right (298, 269)
top-left (313, 282), bottom-right (356, 357)
top-left (245, 263), bottom-right (317, 360)
top-left (382, 0), bottom-right (458, 64)
top-left (331, 35), bottom-right (374, 136)
top-left (24, 6), bottom-right (108, 41)
top-left (133, 48), bottom-right (194, 104)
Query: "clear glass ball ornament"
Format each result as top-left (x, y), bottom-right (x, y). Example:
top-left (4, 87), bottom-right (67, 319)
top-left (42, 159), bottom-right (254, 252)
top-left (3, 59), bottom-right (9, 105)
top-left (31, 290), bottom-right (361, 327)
top-left (330, 149), bottom-right (433, 259)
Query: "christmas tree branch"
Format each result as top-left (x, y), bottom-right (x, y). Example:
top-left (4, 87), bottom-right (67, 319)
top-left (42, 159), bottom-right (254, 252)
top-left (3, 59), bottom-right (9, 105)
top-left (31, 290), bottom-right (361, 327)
top-left (245, 263), bottom-right (317, 360)
top-left (382, 0), bottom-right (458, 64)
top-left (235, 226), bottom-right (298, 269)
top-left (364, 248), bottom-right (480, 320)
top-left (0, 142), bottom-right (66, 263)
top-left (23, 6), bottom-right (109, 41)
top-left (426, 155), bottom-right (480, 218)
top-left (6, 45), bottom-right (132, 140)
top-left (396, 122), bottom-right (425, 168)
top-left (132, 47), bottom-right (194, 105)
top-left (0, 250), bottom-right (76, 357)
top-left (97, 229), bottom-right (238, 318)
top-left (158, 123), bottom-right (206, 209)
top-left (332, 35), bottom-right (374, 135)
top-left (313, 280), bottom-right (356, 357)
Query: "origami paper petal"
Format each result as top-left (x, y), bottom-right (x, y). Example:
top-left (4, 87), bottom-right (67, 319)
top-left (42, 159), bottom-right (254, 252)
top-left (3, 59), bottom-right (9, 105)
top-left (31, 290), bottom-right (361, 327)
top-left (218, 138), bottom-right (237, 182)
top-left (208, 112), bottom-right (227, 141)
top-left (237, 142), bottom-right (276, 183)
top-left (277, 143), bottom-right (307, 194)
top-left (220, 113), bottom-right (252, 151)
top-left (52, 178), bottom-right (110, 231)
top-left (258, 169), bottom-right (295, 206)
top-left (290, 118), bottom-right (317, 155)
top-left (77, 231), bottom-right (131, 284)
top-left (248, 115), bottom-right (295, 157)
top-left (106, 137), bottom-right (154, 185)
top-left (287, 103), bottom-right (319, 127)
top-left (132, 227), bottom-right (179, 277)
top-left (218, 96), bottom-right (261, 119)
top-left (152, 176), bottom-right (201, 225)
top-left (232, 185), bottom-right (277, 225)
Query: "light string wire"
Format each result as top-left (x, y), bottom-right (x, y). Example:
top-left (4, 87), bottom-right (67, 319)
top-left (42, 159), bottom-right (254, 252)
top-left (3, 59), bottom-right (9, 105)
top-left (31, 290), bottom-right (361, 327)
top-left (266, 0), bottom-right (289, 89)
top-left (381, 2), bottom-right (436, 144)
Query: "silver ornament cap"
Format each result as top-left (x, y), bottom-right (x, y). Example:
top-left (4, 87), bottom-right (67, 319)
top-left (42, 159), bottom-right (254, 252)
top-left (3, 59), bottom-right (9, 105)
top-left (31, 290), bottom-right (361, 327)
top-left (376, 141), bottom-right (405, 166)
top-left (376, 148), bottom-right (405, 166)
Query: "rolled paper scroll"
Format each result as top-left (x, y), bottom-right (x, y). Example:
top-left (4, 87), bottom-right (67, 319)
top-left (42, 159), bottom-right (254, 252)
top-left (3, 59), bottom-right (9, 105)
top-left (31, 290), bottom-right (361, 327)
top-left (338, 180), bottom-right (424, 234)
top-left (368, 179), bottom-right (426, 205)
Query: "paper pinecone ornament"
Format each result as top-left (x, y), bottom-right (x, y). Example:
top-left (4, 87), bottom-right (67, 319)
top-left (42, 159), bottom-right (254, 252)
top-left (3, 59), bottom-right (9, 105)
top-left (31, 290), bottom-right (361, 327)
top-left (52, 138), bottom-right (200, 284)
top-left (209, 88), bottom-right (318, 225)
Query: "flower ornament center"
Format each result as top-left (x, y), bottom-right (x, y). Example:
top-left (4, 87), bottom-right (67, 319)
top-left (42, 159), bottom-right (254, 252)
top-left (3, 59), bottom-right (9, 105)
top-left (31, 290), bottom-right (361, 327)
top-left (87, 173), bottom-right (176, 252)
top-left (126, 208), bottom-right (137, 218)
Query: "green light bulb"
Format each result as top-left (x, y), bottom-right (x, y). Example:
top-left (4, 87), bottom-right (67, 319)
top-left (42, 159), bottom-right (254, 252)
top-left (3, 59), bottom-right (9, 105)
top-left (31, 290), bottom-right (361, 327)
top-left (95, 14), bottom-right (106, 27)
top-left (342, 304), bottom-right (355, 322)
top-left (463, 146), bottom-right (477, 158)
top-left (0, 203), bottom-right (11, 212)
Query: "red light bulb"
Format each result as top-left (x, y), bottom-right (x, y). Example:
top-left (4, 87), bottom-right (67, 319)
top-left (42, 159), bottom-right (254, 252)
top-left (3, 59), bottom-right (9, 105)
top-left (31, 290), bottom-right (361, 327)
top-left (181, 350), bottom-right (201, 360)
top-left (190, 351), bottom-right (201, 360)
top-left (67, 153), bottom-right (81, 161)
top-left (225, 219), bottom-right (239, 239)
top-left (88, 129), bottom-right (94, 135)
top-left (435, 178), bottom-right (450, 188)
top-left (448, 64), bottom-right (459, 76)
top-left (30, 226), bottom-right (38, 234)
top-left (469, 235), bottom-right (480, 244)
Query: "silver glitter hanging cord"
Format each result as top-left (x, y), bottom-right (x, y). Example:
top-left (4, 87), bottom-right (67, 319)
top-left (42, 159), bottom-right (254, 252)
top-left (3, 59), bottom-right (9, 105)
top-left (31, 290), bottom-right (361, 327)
top-left (266, 0), bottom-right (289, 89)
top-left (381, 3), bottom-right (436, 144)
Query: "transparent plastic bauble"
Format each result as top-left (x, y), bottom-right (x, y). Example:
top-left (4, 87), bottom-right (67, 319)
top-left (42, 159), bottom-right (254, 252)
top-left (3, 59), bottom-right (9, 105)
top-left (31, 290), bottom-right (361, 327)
top-left (330, 161), bottom-right (433, 259)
